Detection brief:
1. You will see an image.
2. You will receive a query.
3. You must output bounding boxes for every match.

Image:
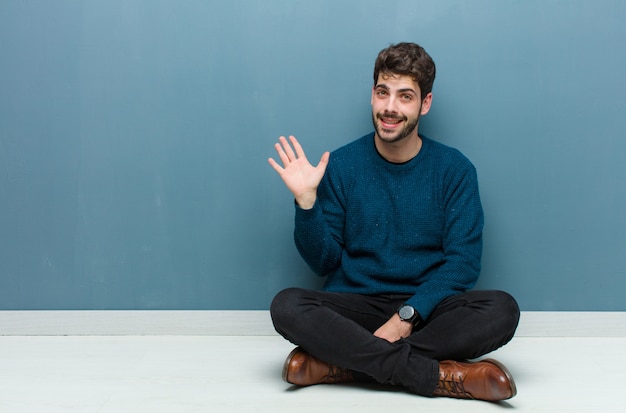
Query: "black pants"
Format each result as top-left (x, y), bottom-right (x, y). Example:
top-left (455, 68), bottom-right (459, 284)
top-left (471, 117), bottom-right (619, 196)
top-left (270, 288), bottom-right (520, 396)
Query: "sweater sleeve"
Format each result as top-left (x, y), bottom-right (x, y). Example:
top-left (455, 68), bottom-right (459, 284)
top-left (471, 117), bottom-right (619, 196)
top-left (293, 164), bottom-right (346, 276)
top-left (404, 162), bottom-right (484, 319)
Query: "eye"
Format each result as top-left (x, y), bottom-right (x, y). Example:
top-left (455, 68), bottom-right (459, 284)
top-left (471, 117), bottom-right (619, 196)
top-left (402, 94), bottom-right (413, 101)
top-left (376, 89), bottom-right (388, 97)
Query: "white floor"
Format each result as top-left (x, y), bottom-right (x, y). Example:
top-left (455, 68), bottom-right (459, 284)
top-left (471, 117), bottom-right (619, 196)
top-left (0, 333), bottom-right (624, 413)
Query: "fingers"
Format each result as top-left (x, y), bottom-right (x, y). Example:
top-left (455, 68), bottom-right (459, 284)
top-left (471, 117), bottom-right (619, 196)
top-left (270, 135), bottom-right (327, 171)
top-left (270, 136), bottom-right (296, 167)
top-left (271, 135), bottom-right (305, 166)
top-left (288, 135), bottom-right (307, 160)
top-left (267, 157), bottom-right (283, 173)
top-left (280, 136), bottom-right (298, 162)
top-left (273, 141), bottom-right (290, 166)
top-left (268, 136), bottom-right (296, 172)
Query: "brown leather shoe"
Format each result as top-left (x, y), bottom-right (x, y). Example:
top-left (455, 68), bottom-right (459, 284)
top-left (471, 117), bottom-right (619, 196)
top-left (433, 359), bottom-right (517, 401)
top-left (282, 347), bottom-right (353, 386)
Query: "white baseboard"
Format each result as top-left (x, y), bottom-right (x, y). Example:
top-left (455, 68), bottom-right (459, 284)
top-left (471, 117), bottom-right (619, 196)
top-left (0, 311), bottom-right (272, 336)
top-left (1, 310), bottom-right (625, 337)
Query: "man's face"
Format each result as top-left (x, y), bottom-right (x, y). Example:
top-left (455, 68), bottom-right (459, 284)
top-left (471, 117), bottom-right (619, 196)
top-left (371, 73), bottom-right (432, 144)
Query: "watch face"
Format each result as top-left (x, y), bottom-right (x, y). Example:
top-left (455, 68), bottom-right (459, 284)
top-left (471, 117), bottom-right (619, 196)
top-left (399, 305), bottom-right (414, 320)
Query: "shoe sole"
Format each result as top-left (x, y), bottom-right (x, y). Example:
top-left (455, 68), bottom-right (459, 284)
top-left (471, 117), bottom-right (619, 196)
top-left (282, 347), bottom-right (302, 383)
top-left (482, 358), bottom-right (518, 399)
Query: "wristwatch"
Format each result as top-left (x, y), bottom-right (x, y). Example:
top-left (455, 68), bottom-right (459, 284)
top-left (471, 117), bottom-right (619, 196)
top-left (397, 304), bottom-right (421, 327)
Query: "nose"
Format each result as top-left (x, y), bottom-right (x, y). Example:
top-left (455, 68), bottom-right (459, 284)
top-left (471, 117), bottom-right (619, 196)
top-left (384, 95), bottom-right (399, 113)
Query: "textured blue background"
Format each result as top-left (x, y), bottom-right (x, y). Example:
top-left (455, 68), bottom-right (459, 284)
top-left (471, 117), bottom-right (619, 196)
top-left (1, 0), bottom-right (624, 310)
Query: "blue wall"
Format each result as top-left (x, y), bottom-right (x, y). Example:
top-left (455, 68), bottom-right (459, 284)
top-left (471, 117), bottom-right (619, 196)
top-left (1, 0), bottom-right (625, 310)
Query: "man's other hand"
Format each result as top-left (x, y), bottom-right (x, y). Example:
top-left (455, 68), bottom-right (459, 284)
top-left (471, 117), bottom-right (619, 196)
top-left (373, 313), bottom-right (413, 343)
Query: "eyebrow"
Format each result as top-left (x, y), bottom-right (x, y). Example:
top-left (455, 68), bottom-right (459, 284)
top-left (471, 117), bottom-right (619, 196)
top-left (398, 88), bottom-right (418, 95)
top-left (375, 84), bottom-right (418, 95)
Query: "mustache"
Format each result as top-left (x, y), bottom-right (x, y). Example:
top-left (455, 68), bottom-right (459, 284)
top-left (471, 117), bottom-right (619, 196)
top-left (376, 112), bottom-right (406, 121)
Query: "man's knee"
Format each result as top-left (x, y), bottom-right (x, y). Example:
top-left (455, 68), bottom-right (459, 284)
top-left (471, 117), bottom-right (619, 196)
top-left (270, 288), bottom-right (292, 319)
top-left (491, 290), bottom-right (521, 336)
top-left (270, 287), bottom-right (306, 331)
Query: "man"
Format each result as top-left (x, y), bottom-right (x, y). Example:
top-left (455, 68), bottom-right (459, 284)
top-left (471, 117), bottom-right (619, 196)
top-left (267, 42), bottom-right (520, 402)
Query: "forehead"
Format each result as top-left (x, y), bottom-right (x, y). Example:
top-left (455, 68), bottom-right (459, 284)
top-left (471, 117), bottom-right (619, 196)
top-left (375, 73), bottom-right (420, 93)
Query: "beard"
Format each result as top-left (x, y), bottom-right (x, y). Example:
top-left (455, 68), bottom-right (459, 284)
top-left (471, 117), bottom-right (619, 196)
top-left (372, 111), bottom-right (420, 144)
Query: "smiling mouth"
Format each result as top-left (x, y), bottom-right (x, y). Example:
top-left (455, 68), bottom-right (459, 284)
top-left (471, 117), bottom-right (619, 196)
top-left (378, 114), bottom-right (405, 129)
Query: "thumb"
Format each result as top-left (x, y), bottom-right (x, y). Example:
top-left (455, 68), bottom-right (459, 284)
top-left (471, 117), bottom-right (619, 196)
top-left (317, 151), bottom-right (330, 169)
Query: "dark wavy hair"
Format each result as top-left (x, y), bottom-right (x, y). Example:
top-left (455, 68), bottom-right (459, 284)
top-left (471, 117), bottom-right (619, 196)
top-left (373, 42), bottom-right (436, 98)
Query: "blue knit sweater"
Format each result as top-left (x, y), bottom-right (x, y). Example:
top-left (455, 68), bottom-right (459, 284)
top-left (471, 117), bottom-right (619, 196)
top-left (294, 133), bottom-right (484, 320)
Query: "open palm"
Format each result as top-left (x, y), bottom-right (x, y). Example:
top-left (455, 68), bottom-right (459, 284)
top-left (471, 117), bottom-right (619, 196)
top-left (268, 135), bottom-right (330, 209)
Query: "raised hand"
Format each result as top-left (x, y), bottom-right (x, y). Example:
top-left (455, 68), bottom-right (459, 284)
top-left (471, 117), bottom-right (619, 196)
top-left (268, 135), bottom-right (330, 209)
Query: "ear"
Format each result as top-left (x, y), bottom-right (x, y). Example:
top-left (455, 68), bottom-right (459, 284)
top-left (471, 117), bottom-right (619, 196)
top-left (371, 86), bottom-right (376, 106)
top-left (420, 93), bottom-right (433, 115)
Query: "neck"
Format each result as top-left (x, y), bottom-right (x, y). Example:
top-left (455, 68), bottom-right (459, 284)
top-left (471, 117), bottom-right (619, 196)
top-left (374, 132), bottom-right (423, 163)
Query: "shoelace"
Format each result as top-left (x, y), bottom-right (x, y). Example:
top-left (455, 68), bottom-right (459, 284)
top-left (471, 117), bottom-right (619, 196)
top-left (438, 373), bottom-right (472, 399)
top-left (322, 364), bottom-right (353, 383)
